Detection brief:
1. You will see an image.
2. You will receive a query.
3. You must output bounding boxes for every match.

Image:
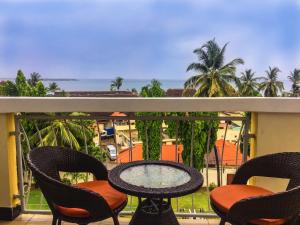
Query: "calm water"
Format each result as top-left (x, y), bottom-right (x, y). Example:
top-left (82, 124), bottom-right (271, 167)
top-left (42, 79), bottom-right (185, 91)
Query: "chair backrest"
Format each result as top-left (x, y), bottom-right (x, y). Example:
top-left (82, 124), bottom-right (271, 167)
top-left (233, 152), bottom-right (300, 190)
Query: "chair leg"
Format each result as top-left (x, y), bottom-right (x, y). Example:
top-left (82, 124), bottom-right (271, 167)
top-left (219, 218), bottom-right (226, 225)
top-left (57, 219), bottom-right (62, 225)
top-left (112, 215), bottom-right (120, 225)
top-left (52, 216), bottom-right (57, 225)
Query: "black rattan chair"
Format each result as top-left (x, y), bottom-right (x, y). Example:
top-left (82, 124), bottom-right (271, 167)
top-left (27, 146), bottom-right (127, 225)
top-left (210, 152), bottom-right (300, 225)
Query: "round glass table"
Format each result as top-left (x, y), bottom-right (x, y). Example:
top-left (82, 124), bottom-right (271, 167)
top-left (108, 160), bottom-right (203, 225)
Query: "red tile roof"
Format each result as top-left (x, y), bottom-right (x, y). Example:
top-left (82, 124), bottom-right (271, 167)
top-left (117, 143), bottom-right (183, 163)
top-left (207, 140), bottom-right (243, 166)
top-left (110, 112), bottom-right (127, 117)
top-left (117, 140), bottom-right (243, 167)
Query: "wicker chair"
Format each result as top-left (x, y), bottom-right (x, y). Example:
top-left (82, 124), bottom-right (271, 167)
top-left (27, 146), bottom-right (127, 225)
top-left (210, 152), bottom-right (300, 225)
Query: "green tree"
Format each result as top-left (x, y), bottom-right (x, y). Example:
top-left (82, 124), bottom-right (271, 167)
top-left (16, 70), bottom-right (32, 96)
top-left (48, 82), bottom-right (60, 94)
top-left (30, 114), bottom-right (93, 150)
top-left (259, 67), bottom-right (284, 97)
top-left (185, 39), bottom-right (244, 97)
top-left (0, 70), bottom-right (54, 97)
top-left (238, 69), bottom-right (261, 96)
top-left (110, 76), bottom-right (124, 91)
top-left (0, 80), bottom-right (18, 96)
top-left (136, 80), bottom-right (165, 160)
top-left (28, 72), bottom-right (42, 86)
top-left (166, 112), bottom-right (218, 170)
top-left (288, 69), bottom-right (300, 97)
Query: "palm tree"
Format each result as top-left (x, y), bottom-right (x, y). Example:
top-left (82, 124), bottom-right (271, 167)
top-left (30, 117), bottom-right (92, 150)
top-left (288, 69), bottom-right (300, 97)
top-left (259, 67), bottom-right (284, 97)
top-left (185, 39), bottom-right (244, 97)
top-left (110, 77), bottom-right (123, 91)
top-left (48, 82), bottom-right (60, 94)
top-left (28, 72), bottom-right (41, 86)
top-left (238, 69), bottom-right (261, 96)
top-left (131, 88), bottom-right (138, 95)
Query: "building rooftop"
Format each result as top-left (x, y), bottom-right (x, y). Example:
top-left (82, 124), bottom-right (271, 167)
top-left (118, 143), bottom-right (184, 163)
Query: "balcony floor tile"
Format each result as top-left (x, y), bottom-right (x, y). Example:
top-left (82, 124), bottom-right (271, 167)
top-left (0, 215), bottom-right (221, 225)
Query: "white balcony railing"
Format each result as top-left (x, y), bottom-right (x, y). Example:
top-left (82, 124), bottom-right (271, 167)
top-left (1, 97), bottom-right (300, 113)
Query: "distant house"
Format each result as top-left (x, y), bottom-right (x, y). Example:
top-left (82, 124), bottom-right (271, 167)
top-left (117, 139), bottom-right (243, 167)
top-left (166, 88), bottom-right (196, 97)
top-left (117, 143), bottom-right (183, 163)
top-left (207, 139), bottom-right (243, 167)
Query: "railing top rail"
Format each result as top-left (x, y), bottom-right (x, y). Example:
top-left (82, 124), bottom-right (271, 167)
top-left (1, 97), bottom-right (300, 113)
top-left (16, 114), bottom-right (245, 121)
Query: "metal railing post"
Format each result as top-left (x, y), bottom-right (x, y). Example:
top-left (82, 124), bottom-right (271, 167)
top-left (15, 117), bottom-right (25, 212)
top-left (145, 123), bottom-right (149, 160)
top-left (242, 113), bottom-right (250, 163)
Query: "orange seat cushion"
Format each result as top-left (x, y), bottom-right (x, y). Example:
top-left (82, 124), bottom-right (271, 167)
top-left (55, 180), bottom-right (127, 218)
top-left (210, 185), bottom-right (286, 225)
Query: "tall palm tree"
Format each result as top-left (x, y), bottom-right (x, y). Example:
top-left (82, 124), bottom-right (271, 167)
top-left (184, 39), bottom-right (244, 97)
top-left (238, 69), bottom-right (261, 96)
top-left (110, 77), bottom-right (123, 91)
top-left (288, 69), bottom-right (300, 97)
top-left (259, 67), bottom-right (284, 97)
top-left (28, 72), bottom-right (42, 86)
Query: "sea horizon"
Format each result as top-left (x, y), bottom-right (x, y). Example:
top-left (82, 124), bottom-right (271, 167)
top-left (0, 78), bottom-right (186, 92)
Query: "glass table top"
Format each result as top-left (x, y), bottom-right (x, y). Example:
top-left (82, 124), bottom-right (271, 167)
top-left (120, 164), bottom-right (191, 188)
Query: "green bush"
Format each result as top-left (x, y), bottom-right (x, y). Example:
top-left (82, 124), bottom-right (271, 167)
top-left (208, 182), bottom-right (217, 191)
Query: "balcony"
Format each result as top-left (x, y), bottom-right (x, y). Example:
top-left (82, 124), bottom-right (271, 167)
top-left (0, 97), bottom-right (299, 224)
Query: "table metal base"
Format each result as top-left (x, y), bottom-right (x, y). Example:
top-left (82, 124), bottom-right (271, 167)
top-left (129, 199), bottom-right (179, 225)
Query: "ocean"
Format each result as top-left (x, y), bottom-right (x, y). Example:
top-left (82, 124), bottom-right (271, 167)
top-left (42, 79), bottom-right (186, 92)
top-left (41, 78), bottom-right (293, 92)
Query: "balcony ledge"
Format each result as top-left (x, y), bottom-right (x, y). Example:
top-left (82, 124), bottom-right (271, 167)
top-left (1, 97), bottom-right (300, 113)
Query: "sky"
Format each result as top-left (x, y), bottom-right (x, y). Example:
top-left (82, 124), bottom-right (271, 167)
top-left (0, 0), bottom-right (300, 80)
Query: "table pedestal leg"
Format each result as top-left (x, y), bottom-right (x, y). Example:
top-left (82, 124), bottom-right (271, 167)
top-left (129, 198), bottom-right (179, 225)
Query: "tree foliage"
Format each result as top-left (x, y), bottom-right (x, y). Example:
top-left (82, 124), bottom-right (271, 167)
top-left (0, 70), bottom-right (50, 97)
top-left (135, 80), bottom-right (165, 160)
top-left (185, 39), bottom-right (244, 97)
top-left (48, 82), bottom-right (60, 94)
top-left (166, 112), bottom-right (218, 170)
top-left (110, 76), bottom-right (124, 91)
top-left (259, 67), bottom-right (284, 97)
top-left (28, 72), bottom-right (42, 86)
top-left (238, 69), bottom-right (261, 96)
top-left (288, 69), bottom-right (300, 97)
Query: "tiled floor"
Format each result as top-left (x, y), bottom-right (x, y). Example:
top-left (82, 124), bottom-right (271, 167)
top-left (0, 214), bottom-right (221, 225)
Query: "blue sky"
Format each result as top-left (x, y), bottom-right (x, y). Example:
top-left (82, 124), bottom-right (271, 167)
top-left (0, 0), bottom-right (299, 80)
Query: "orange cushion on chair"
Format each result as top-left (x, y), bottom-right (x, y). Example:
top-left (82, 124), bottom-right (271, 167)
top-left (55, 180), bottom-right (127, 218)
top-left (210, 185), bottom-right (286, 225)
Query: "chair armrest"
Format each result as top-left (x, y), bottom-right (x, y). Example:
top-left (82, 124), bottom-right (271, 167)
top-left (232, 152), bottom-right (297, 185)
top-left (228, 187), bottom-right (300, 225)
